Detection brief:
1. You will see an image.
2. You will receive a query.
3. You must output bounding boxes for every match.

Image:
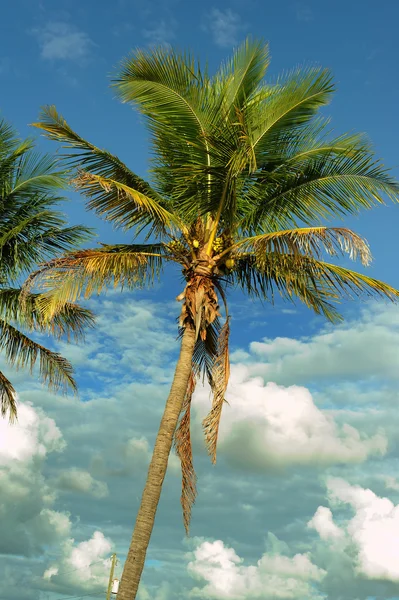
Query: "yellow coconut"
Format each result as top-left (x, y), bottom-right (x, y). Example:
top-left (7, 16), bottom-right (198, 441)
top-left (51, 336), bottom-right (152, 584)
top-left (193, 240), bottom-right (200, 248)
top-left (225, 258), bottom-right (235, 269)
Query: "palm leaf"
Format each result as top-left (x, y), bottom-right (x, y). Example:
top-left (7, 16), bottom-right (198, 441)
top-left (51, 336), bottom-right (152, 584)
top-left (0, 319), bottom-right (76, 394)
top-left (24, 244), bottom-right (167, 317)
top-left (231, 252), bottom-right (399, 323)
top-left (214, 38), bottom-right (270, 117)
top-left (231, 226), bottom-right (372, 265)
top-left (0, 288), bottom-right (95, 342)
top-left (202, 319), bottom-right (230, 464)
top-left (174, 371), bottom-right (197, 535)
top-left (247, 67), bottom-right (334, 160)
top-left (33, 106), bottom-right (176, 236)
top-left (0, 369), bottom-right (17, 422)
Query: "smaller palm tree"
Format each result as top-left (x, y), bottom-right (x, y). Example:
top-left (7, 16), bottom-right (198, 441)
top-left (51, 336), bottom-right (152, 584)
top-left (0, 117), bottom-right (94, 420)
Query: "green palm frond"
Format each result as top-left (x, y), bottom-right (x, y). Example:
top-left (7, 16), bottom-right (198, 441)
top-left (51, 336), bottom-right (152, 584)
top-left (246, 67), bottom-right (334, 161)
top-left (214, 38), bottom-right (270, 117)
top-left (0, 319), bottom-right (76, 394)
top-left (0, 370), bottom-right (17, 422)
top-left (33, 106), bottom-right (177, 236)
top-left (24, 243), bottom-right (168, 317)
top-left (241, 150), bottom-right (399, 231)
top-left (231, 252), bottom-right (399, 323)
top-left (113, 47), bottom-right (213, 145)
top-left (0, 288), bottom-right (95, 342)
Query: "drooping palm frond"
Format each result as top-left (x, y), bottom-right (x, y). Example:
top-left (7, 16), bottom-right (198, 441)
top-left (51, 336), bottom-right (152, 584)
top-left (202, 319), bottom-right (230, 464)
top-left (230, 252), bottom-right (399, 323)
top-left (0, 319), bottom-right (76, 394)
top-left (24, 243), bottom-right (168, 317)
top-left (0, 370), bottom-right (17, 421)
top-left (0, 288), bottom-right (95, 342)
top-left (73, 171), bottom-right (178, 237)
top-left (174, 370), bottom-right (197, 535)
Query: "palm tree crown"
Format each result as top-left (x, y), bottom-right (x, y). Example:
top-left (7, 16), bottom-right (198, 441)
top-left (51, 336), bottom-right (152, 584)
top-left (0, 117), bottom-right (94, 421)
top-left (28, 39), bottom-right (399, 599)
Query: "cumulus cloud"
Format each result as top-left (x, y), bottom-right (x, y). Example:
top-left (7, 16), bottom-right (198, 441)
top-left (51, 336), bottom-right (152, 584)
top-left (42, 531), bottom-right (113, 593)
top-left (194, 374), bottom-right (387, 471)
top-left (203, 8), bottom-right (245, 48)
top-left (0, 403), bottom-right (70, 556)
top-left (55, 468), bottom-right (109, 498)
top-left (187, 539), bottom-right (325, 599)
top-left (310, 478), bottom-right (399, 582)
top-left (307, 506), bottom-right (344, 541)
top-left (32, 21), bottom-right (94, 61)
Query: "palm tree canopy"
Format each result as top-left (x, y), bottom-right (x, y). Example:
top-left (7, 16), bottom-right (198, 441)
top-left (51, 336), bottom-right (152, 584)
top-left (30, 38), bottom-right (399, 531)
top-left (0, 117), bottom-right (95, 421)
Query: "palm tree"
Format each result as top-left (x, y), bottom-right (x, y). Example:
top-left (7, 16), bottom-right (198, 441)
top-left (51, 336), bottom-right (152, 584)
top-left (0, 117), bottom-right (94, 421)
top-left (28, 39), bottom-right (399, 599)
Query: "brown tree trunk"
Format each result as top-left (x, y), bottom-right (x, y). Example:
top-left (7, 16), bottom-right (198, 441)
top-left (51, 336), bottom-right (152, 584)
top-left (117, 325), bottom-right (196, 600)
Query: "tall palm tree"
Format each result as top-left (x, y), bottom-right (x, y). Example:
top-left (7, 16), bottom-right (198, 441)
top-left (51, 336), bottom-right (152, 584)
top-left (28, 39), bottom-right (399, 599)
top-left (0, 117), bottom-right (94, 421)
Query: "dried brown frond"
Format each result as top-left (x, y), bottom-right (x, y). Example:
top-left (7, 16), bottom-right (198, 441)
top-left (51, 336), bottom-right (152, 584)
top-left (174, 370), bottom-right (198, 535)
top-left (202, 319), bottom-right (230, 463)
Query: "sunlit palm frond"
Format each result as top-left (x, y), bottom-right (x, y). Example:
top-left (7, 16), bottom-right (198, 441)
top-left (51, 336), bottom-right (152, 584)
top-left (24, 244), bottom-right (167, 318)
top-left (33, 107), bottom-right (176, 235)
top-left (231, 226), bottom-right (372, 266)
top-left (0, 319), bottom-right (76, 395)
top-left (73, 171), bottom-right (177, 236)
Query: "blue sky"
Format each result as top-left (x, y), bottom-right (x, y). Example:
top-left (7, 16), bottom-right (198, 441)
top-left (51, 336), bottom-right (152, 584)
top-left (1, 1), bottom-right (399, 599)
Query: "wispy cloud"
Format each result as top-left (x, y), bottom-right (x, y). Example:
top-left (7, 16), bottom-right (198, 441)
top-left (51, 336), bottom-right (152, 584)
top-left (296, 3), bottom-right (314, 22)
top-left (32, 21), bottom-right (94, 61)
top-left (143, 19), bottom-right (176, 46)
top-left (203, 7), bottom-right (244, 48)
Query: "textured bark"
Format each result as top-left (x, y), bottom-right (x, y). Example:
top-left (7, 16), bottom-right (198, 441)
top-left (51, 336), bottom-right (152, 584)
top-left (117, 326), bottom-right (196, 600)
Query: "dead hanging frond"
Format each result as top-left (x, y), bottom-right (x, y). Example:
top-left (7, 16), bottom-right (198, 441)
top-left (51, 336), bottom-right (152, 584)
top-left (174, 370), bottom-right (198, 535)
top-left (202, 318), bottom-right (230, 463)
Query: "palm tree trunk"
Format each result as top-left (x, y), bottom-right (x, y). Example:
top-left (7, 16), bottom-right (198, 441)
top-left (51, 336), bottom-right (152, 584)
top-left (117, 325), bottom-right (196, 600)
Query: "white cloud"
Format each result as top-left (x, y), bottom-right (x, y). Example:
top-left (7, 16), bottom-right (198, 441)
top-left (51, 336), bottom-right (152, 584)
top-left (56, 468), bottom-right (109, 498)
top-left (143, 20), bottom-right (176, 46)
top-left (42, 531), bottom-right (113, 592)
top-left (307, 507), bottom-right (344, 541)
top-left (187, 539), bottom-right (325, 599)
top-left (193, 374), bottom-right (387, 470)
top-left (310, 478), bottom-right (399, 582)
top-left (0, 403), bottom-right (70, 556)
top-left (0, 402), bottom-right (64, 463)
top-left (32, 21), bottom-right (94, 61)
top-left (203, 8), bottom-right (244, 48)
